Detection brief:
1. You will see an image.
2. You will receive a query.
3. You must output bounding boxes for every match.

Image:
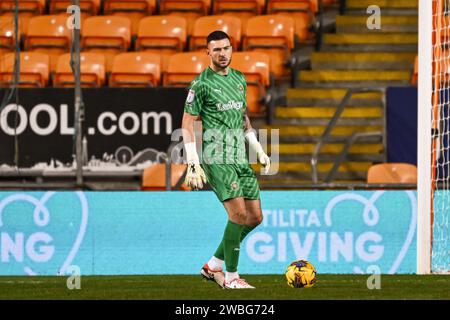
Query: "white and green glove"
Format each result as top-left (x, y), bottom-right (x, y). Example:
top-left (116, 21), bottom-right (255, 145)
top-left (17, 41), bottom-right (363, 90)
top-left (184, 142), bottom-right (207, 190)
top-left (245, 130), bottom-right (271, 174)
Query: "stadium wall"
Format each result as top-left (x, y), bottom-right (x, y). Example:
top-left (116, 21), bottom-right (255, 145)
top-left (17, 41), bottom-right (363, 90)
top-left (386, 86), bottom-right (418, 165)
top-left (0, 191), bottom-right (417, 275)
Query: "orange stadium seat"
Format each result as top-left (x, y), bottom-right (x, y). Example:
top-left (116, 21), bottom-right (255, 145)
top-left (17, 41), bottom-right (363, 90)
top-left (213, 0), bottom-right (265, 15)
top-left (267, 0), bottom-right (311, 14)
top-left (160, 0), bottom-right (211, 15)
top-left (0, 0), bottom-right (45, 13)
top-left (81, 16), bottom-right (131, 72)
top-left (142, 163), bottom-right (189, 191)
top-left (267, 0), bottom-right (315, 42)
top-left (231, 51), bottom-right (270, 114)
top-left (103, 0), bottom-right (157, 36)
top-left (0, 15), bottom-right (23, 55)
top-left (159, 0), bottom-right (211, 34)
top-left (310, 0), bottom-right (319, 13)
top-left (243, 15), bottom-right (295, 79)
top-left (322, 0), bottom-right (338, 8)
top-left (411, 55), bottom-right (418, 85)
top-left (136, 16), bottom-right (187, 73)
top-left (0, 0), bottom-right (45, 32)
top-left (213, 0), bottom-right (265, 31)
top-left (0, 52), bottom-right (49, 87)
top-left (432, 47), bottom-right (448, 84)
top-left (367, 163), bottom-right (417, 184)
top-left (24, 15), bottom-right (71, 72)
top-left (164, 52), bottom-right (209, 86)
top-left (53, 52), bottom-right (105, 87)
top-left (109, 52), bottom-right (161, 87)
top-left (49, 0), bottom-right (101, 17)
top-left (190, 15), bottom-right (241, 51)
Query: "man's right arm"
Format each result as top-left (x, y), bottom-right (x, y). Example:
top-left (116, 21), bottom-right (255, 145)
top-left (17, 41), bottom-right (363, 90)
top-left (182, 112), bottom-right (200, 144)
top-left (182, 113), bottom-right (206, 189)
top-left (182, 112), bottom-right (202, 165)
top-left (182, 80), bottom-right (203, 146)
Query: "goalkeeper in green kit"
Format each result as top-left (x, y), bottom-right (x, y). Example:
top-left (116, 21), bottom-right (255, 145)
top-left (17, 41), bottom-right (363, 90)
top-left (182, 31), bottom-right (270, 289)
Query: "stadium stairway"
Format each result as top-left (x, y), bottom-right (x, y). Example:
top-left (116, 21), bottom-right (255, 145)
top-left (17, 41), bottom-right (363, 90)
top-left (256, 0), bottom-right (418, 188)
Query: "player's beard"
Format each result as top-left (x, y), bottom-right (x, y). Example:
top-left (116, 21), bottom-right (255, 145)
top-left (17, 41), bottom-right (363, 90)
top-left (212, 57), bottom-right (231, 71)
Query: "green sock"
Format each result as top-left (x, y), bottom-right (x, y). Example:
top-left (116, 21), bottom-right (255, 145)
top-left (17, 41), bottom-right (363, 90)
top-left (213, 241), bottom-right (225, 261)
top-left (222, 220), bottom-right (245, 273)
top-left (240, 225), bottom-right (256, 242)
top-left (214, 225), bottom-right (257, 261)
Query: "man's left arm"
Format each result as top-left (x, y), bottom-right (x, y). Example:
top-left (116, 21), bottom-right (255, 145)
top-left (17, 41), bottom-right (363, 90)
top-left (243, 110), bottom-right (252, 131)
top-left (243, 111), bottom-right (271, 174)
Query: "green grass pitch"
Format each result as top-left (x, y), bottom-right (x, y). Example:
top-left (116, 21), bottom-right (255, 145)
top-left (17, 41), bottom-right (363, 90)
top-left (0, 275), bottom-right (448, 300)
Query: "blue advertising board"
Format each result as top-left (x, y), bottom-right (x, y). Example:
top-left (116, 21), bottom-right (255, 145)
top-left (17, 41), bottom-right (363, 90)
top-left (0, 191), bottom-right (417, 275)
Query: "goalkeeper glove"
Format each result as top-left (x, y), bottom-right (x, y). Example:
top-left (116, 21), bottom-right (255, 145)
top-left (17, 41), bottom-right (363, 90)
top-left (184, 142), bottom-right (207, 190)
top-left (245, 130), bottom-right (271, 174)
top-left (185, 163), bottom-right (207, 190)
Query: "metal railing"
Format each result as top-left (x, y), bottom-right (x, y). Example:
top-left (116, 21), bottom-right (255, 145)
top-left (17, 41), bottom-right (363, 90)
top-left (340, 0), bottom-right (347, 15)
top-left (163, 140), bottom-right (186, 191)
top-left (311, 88), bottom-right (386, 184)
top-left (315, 0), bottom-right (325, 51)
top-left (322, 131), bottom-right (383, 183)
top-left (265, 84), bottom-right (279, 125)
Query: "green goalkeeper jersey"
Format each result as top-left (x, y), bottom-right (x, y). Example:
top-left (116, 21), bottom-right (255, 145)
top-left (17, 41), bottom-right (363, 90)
top-left (184, 67), bottom-right (248, 165)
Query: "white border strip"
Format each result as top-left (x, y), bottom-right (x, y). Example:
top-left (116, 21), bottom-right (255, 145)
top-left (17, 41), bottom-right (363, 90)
top-left (417, 0), bottom-right (433, 274)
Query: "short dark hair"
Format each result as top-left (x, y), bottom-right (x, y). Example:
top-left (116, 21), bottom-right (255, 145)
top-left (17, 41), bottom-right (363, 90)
top-left (206, 30), bottom-right (230, 46)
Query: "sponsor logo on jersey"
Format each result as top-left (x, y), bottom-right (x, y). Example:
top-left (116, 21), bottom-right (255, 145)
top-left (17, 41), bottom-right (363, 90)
top-left (216, 100), bottom-right (244, 111)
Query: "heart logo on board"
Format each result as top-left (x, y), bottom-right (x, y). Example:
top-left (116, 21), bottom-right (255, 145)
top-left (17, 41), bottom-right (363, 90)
top-left (0, 192), bottom-right (89, 276)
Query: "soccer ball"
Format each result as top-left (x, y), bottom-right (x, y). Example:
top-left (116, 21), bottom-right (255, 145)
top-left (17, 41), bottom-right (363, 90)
top-left (285, 260), bottom-right (317, 288)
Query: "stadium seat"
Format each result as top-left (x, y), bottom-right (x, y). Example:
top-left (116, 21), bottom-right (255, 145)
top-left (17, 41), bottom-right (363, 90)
top-left (412, 55), bottom-right (418, 85)
top-left (49, 0), bottom-right (101, 18)
top-left (213, 0), bottom-right (265, 14)
top-left (367, 163), bottom-right (418, 184)
top-left (230, 51), bottom-right (270, 114)
top-left (81, 16), bottom-right (131, 72)
top-left (109, 52), bottom-right (161, 87)
top-left (432, 47), bottom-right (448, 86)
top-left (267, 0), bottom-right (315, 42)
top-left (322, 0), bottom-right (337, 7)
top-left (243, 15), bottom-right (295, 79)
top-left (0, 15), bottom-right (23, 55)
top-left (24, 15), bottom-right (71, 72)
top-left (0, 0), bottom-right (45, 34)
top-left (213, 0), bottom-right (265, 31)
top-left (0, 0), bottom-right (45, 14)
top-left (142, 163), bottom-right (190, 191)
top-left (159, 0), bottom-right (211, 34)
top-left (53, 52), bottom-right (105, 87)
top-left (0, 51), bottom-right (49, 87)
top-left (1, 0), bottom-right (47, 34)
top-left (164, 52), bottom-right (209, 86)
top-left (309, 0), bottom-right (319, 13)
top-left (103, 0), bottom-right (157, 36)
top-left (160, 0), bottom-right (211, 15)
top-left (190, 15), bottom-right (241, 51)
top-left (136, 16), bottom-right (187, 73)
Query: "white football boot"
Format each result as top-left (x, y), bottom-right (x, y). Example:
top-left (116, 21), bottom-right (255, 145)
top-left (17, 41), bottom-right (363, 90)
top-left (224, 278), bottom-right (255, 289)
top-left (201, 263), bottom-right (225, 288)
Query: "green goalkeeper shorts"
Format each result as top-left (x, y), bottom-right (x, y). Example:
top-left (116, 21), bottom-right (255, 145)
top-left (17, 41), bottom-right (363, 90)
top-left (202, 163), bottom-right (260, 202)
